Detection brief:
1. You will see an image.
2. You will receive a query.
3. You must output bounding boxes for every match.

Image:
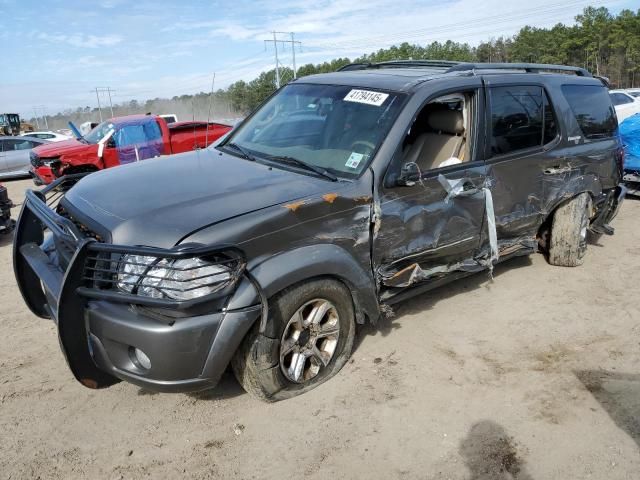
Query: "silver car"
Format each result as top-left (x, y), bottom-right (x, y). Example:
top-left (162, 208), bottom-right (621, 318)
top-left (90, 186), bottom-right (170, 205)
top-left (0, 136), bottom-right (49, 179)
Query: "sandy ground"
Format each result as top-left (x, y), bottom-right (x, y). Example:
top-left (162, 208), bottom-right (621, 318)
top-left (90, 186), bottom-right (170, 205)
top-left (1, 177), bottom-right (639, 479)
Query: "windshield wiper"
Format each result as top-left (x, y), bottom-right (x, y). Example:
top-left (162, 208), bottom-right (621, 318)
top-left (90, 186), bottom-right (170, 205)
top-left (224, 142), bottom-right (257, 162)
top-left (265, 154), bottom-right (338, 182)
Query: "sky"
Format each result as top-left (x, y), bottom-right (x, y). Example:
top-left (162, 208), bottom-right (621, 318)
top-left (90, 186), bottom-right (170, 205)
top-left (0, 0), bottom-right (637, 118)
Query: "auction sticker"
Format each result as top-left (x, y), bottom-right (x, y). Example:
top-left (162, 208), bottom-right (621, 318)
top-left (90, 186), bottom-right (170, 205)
top-left (345, 152), bottom-right (364, 169)
top-left (344, 89), bottom-right (389, 106)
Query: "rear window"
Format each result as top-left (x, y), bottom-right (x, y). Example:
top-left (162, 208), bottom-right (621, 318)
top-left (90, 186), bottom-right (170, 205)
top-left (561, 85), bottom-right (617, 140)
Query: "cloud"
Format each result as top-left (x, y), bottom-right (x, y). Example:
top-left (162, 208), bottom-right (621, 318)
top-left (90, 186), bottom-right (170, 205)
top-left (37, 32), bottom-right (123, 48)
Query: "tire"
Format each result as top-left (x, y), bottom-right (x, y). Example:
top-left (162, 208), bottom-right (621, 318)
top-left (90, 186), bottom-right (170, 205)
top-left (548, 193), bottom-right (592, 267)
top-left (232, 278), bottom-right (356, 402)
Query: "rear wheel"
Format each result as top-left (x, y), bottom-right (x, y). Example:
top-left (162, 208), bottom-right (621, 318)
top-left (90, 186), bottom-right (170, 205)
top-left (232, 278), bottom-right (355, 402)
top-left (548, 193), bottom-right (592, 267)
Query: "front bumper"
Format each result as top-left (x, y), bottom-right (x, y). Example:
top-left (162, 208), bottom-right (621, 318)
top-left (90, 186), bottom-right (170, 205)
top-left (13, 177), bottom-right (260, 392)
top-left (29, 165), bottom-right (55, 186)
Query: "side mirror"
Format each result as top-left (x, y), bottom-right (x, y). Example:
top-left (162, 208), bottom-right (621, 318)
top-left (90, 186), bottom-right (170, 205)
top-left (106, 138), bottom-right (116, 148)
top-left (396, 162), bottom-right (420, 186)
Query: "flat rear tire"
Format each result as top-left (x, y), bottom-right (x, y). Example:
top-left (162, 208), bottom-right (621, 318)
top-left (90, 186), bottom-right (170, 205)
top-left (548, 193), bottom-right (592, 267)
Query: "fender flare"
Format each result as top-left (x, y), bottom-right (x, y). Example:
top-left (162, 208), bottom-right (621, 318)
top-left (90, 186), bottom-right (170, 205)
top-left (228, 244), bottom-right (380, 326)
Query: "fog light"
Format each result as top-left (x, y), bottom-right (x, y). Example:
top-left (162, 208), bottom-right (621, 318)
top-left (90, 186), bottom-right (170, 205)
top-left (131, 347), bottom-right (151, 370)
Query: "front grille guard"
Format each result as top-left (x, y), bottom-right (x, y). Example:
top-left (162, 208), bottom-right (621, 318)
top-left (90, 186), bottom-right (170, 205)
top-left (18, 175), bottom-right (247, 311)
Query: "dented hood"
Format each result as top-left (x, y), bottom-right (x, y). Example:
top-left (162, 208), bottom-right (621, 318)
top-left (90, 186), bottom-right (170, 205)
top-left (62, 149), bottom-right (331, 247)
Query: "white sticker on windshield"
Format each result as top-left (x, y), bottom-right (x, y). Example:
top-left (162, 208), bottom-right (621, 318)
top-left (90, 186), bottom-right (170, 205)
top-left (344, 89), bottom-right (389, 106)
top-left (345, 152), bottom-right (364, 169)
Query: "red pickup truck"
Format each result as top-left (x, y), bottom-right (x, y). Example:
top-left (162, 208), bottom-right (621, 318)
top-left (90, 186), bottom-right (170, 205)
top-left (29, 114), bottom-right (232, 185)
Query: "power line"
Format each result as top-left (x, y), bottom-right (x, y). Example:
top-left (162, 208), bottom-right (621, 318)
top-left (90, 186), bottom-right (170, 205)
top-left (305, 0), bottom-right (621, 51)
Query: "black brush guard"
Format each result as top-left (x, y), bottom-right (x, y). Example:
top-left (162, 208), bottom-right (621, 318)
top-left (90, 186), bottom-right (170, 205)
top-left (13, 175), bottom-right (246, 389)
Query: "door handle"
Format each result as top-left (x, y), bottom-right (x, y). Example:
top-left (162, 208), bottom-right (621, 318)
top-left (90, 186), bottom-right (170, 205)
top-left (543, 165), bottom-right (572, 175)
top-left (461, 180), bottom-right (481, 194)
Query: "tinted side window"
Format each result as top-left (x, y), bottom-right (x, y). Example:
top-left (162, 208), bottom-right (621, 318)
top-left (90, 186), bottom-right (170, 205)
top-left (9, 140), bottom-right (35, 150)
top-left (609, 93), bottom-right (633, 106)
top-left (561, 85), bottom-right (616, 140)
top-left (490, 86), bottom-right (543, 156)
top-left (543, 91), bottom-right (558, 144)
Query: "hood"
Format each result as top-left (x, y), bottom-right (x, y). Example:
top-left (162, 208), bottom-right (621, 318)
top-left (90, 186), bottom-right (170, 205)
top-left (62, 149), bottom-right (334, 247)
top-left (33, 138), bottom-right (94, 158)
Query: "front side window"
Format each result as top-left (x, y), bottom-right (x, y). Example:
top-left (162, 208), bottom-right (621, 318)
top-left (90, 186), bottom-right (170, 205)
top-left (609, 92), bottom-right (634, 106)
top-left (84, 121), bottom-right (116, 144)
top-left (561, 85), bottom-right (617, 140)
top-left (223, 83), bottom-right (404, 177)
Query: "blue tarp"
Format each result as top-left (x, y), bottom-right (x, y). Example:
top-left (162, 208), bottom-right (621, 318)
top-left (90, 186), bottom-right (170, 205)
top-left (620, 113), bottom-right (640, 171)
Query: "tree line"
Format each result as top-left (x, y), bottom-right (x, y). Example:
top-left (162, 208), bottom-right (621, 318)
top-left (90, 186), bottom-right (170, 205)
top-left (29, 6), bottom-right (640, 129)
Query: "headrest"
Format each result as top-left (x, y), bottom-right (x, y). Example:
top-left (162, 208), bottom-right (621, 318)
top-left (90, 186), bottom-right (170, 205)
top-left (427, 110), bottom-right (464, 135)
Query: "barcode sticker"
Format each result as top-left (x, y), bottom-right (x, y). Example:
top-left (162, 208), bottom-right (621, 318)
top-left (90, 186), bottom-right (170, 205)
top-left (344, 89), bottom-right (389, 107)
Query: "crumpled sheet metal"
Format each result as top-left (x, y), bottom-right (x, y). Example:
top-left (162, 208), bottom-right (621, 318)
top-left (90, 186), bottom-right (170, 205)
top-left (380, 177), bottom-right (500, 288)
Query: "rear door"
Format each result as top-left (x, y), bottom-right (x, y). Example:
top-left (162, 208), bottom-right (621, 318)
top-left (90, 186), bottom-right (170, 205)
top-left (482, 79), bottom-right (568, 244)
top-left (484, 78), bottom-right (619, 247)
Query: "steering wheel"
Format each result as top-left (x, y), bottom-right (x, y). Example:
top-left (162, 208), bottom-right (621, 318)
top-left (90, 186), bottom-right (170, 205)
top-left (350, 140), bottom-right (376, 154)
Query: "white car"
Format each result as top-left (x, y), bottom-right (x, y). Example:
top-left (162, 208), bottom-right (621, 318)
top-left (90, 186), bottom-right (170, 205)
top-left (20, 131), bottom-right (71, 142)
top-left (609, 90), bottom-right (640, 123)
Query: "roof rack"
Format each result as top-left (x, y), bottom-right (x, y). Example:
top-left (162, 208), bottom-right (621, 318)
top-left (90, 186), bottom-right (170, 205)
top-left (446, 62), bottom-right (592, 77)
top-left (337, 60), bottom-right (592, 78)
top-left (338, 60), bottom-right (461, 71)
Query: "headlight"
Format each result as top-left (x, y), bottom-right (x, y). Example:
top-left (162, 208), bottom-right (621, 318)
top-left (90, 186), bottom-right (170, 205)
top-left (116, 254), bottom-right (235, 300)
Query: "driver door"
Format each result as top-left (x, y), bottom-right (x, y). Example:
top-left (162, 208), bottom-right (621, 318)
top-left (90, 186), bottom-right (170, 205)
top-left (373, 86), bottom-right (491, 298)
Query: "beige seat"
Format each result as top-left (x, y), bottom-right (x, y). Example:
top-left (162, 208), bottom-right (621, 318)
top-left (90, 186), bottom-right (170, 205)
top-left (403, 110), bottom-right (465, 170)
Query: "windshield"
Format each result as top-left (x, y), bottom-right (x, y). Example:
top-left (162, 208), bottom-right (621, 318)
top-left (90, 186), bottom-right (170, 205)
top-left (84, 121), bottom-right (116, 144)
top-left (223, 83), bottom-right (404, 177)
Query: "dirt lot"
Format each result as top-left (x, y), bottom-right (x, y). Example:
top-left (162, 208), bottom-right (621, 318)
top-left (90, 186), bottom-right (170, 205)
top-left (1, 177), bottom-right (639, 479)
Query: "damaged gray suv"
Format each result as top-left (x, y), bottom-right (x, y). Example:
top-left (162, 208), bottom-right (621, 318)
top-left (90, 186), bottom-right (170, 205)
top-left (14, 61), bottom-right (625, 401)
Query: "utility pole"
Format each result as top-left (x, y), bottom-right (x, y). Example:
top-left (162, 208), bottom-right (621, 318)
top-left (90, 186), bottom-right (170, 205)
top-left (106, 87), bottom-right (114, 118)
top-left (93, 87), bottom-right (116, 121)
top-left (291, 32), bottom-right (297, 79)
top-left (264, 32), bottom-right (281, 88)
top-left (32, 105), bottom-right (48, 129)
top-left (264, 31), bottom-right (302, 87)
top-left (32, 108), bottom-right (40, 129)
top-left (95, 88), bottom-right (103, 122)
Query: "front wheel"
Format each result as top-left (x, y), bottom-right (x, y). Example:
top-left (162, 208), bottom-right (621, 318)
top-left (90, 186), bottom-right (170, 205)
top-left (548, 193), bottom-right (592, 267)
top-left (232, 279), bottom-right (355, 402)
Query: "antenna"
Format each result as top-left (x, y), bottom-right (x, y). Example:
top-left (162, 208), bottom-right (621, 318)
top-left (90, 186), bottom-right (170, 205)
top-left (192, 95), bottom-right (198, 149)
top-left (205, 73), bottom-right (216, 148)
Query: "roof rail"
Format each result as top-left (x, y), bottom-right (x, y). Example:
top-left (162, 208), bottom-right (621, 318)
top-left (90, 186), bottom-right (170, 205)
top-left (446, 62), bottom-right (592, 77)
top-left (338, 60), bottom-right (461, 71)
